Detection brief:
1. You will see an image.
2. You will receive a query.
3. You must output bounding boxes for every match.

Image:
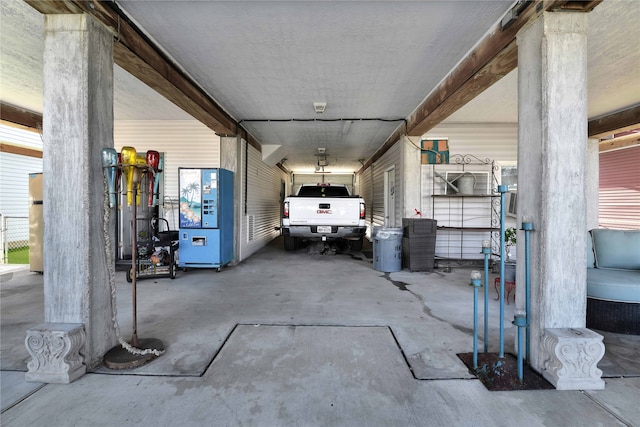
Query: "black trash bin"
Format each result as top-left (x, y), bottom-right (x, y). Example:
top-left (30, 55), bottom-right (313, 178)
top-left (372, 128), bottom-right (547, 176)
top-left (402, 218), bottom-right (437, 271)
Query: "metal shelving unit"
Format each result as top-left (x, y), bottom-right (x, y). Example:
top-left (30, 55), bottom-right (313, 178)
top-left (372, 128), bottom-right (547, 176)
top-left (430, 154), bottom-right (500, 266)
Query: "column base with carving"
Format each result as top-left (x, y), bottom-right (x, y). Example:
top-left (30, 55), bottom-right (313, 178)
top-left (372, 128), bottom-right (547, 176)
top-left (542, 328), bottom-right (605, 390)
top-left (25, 323), bottom-right (86, 384)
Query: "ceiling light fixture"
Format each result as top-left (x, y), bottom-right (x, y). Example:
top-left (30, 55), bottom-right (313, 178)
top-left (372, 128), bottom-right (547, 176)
top-left (313, 102), bottom-right (327, 114)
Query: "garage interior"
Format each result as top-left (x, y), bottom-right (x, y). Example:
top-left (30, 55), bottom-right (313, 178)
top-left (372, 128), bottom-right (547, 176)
top-left (1, 0), bottom-right (639, 425)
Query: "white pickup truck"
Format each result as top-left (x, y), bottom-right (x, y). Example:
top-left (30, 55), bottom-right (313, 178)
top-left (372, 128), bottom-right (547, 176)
top-left (281, 184), bottom-right (367, 251)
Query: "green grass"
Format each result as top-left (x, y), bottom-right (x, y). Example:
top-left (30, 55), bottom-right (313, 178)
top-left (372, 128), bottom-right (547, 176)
top-left (7, 247), bottom-right (29, 264)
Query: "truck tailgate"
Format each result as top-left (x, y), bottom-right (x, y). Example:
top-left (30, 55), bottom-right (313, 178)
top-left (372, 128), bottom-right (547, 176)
top-left (288, 197), bottom-right (361, 225)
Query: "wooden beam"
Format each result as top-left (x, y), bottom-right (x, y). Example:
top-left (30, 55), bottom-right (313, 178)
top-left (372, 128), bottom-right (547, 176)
top-left (359, 1), bottom-right (543, 173)
top-left (405, 1), bottom-right (551, 137)
top-left (0, 102), bottom-right (42, 131)
top-left (0, 93), bottom-right (262, 152)
top-left (358, 126), bottom-right (405, 172)
top-left (546, 1), bottom-right (603, 12)
top-left (24, 0), bottom-right (262, 150)
top-left (113, 43), bottom-right (234, 136)
top-left (24, 0), bottom-right (81, 14)
top-left (408, 40), bottom-right (519, 137)
top-left (0, 142), bottom-right (43, 158)
top-left (588, 104), bottom-right (640, 138)
top-left (359, 0), bottom-right (606, 174)
top-left (599, 136), bottom-right (640, 153)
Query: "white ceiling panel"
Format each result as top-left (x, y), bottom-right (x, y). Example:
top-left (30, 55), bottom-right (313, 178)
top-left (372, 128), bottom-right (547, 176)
top-left (1, 0), bottom-right (639, 172)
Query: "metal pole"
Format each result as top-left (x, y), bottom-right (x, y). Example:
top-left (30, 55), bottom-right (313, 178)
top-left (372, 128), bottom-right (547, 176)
top-left (522, 221), bottom-right (534, 361)
top-left (470, 272), bottom-right (482, 369)
top-left (498, 185), bottom-right (508, 358)
top-left (131, 186), bottom-right (139, 347)
top-left (513, 313), bottom-right (527, 382)
top-left (482, 241), bottom-right (491, 353)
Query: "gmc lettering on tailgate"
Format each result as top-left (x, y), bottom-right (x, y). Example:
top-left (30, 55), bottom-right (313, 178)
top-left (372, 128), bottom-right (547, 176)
top-left (317, 209), bottom-right (332, 214)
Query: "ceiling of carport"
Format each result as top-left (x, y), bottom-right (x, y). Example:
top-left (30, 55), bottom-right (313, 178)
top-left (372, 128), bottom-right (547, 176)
top-left (115, 0), bottom-right (513, 172)
top-left (1, 0), bottom-right (639, 172)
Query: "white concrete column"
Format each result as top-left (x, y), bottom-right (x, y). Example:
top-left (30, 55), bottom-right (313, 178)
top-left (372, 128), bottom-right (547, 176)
top-left (37, 14), bottom-right (116, 376)
top-left (219, 135), bottom-right (243, 262)
top-left (517, 12), bottom-right (604, 389)
top-left (401, 135), bottom-right (422, 218)
top-left (219, 135), bottom-right (242, 173)
top-left (586, 138), bottom-right (600, 230)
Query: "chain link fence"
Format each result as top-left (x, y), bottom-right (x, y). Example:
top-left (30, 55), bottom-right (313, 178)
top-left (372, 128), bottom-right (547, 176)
top-left (1, 215), bottom-right (29, 263)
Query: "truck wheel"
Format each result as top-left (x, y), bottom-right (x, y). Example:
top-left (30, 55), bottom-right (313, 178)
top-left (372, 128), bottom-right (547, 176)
top-left (284, 235), bottom-right (297, 251)
top-left (350, 237), bottom-right (364, 251)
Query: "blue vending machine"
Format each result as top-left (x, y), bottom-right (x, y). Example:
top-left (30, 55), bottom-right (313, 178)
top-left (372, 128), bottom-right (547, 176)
top-left (178, 168), bottom-right (234, 270)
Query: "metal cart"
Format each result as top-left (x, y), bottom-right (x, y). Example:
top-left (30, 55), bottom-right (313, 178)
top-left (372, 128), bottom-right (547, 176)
top-left (127, 217), bottom-right (179, 282)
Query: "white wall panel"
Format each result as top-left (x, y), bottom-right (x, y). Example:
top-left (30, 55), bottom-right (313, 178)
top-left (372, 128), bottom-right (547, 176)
top-left (357, 142), bottom-right (401, 237)
top-left (372, 143), bottom-right (401, 228)
top-left (357, 164), bottom-right (374, 239)
top-left (423, 123), bottom-right (518, 162)
top-left (114, 120), bottom-right (220, 226)
top-left (240, 144), bottom-right (288, 259)
top-left (0, 152), bottom-right (42, 216)
top-left (353, 141), bottom-right (403, 236)
top-left (0, 125), bottom-right (43, 216)
top-left (0, 125), bottom-right (43, 150)
top-left (292, 173), bottom-right (355, 195)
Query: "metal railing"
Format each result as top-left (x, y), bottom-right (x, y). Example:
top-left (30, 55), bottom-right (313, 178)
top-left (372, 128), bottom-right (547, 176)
top-left (0, 214), bottom-right (29, 263)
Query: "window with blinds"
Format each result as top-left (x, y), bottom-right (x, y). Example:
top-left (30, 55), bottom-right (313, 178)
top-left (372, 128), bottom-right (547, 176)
top-left (599, 145), bottom-right (640, 230)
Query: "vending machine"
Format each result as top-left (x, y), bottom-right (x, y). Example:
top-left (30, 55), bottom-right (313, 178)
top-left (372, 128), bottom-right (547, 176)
top-left (178, 168), bottom-right (234, 270)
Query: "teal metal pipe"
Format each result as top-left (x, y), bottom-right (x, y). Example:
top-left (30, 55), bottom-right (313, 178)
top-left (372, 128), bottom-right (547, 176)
top-left (522, 221), bottom-right (534, 361)
top-left (513, 314), bottom-right (528, 382)
top-left (470, 276), bottom-right (482, 369)
top-left (498, 185), bottom-right (508, 358)
top-left (482, 243), bottom-right (491, 353)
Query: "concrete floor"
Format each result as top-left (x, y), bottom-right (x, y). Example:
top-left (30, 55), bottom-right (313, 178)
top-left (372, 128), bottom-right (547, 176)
top-left (1, 238), bottom-right (639, 426)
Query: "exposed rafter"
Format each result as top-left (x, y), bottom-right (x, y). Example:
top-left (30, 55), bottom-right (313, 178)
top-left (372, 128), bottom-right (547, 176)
top-left (19, 0), bottom-right (613, 168)
top-left (545, 0), bottom-right (603, 12)
top-left (588, 104), bottom-right (640, 138)
top-left (24, 0), bottom-right (261, 150)
top-left (0, 142), bottom-right (42, 158)
top-left (598, 137), bottom-right (640, 153)
top-left (6, 101), bottom-right (639, 158)
top-left (0, 102), bottom-right (42, 131)
top-left (359, 0), bottom-right (604, 173)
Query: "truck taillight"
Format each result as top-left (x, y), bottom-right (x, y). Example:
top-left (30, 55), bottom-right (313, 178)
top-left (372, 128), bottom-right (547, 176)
top-left (360, 202), bottom-right (366, 219)
top-left (283, 201), bottom-right (289, 218)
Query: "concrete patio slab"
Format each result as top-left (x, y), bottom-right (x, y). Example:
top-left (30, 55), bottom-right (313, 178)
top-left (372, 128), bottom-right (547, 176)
top-left (1, 364), bottom-right (629, 426)
top-left (1, 238), bottom-right (639, 426)
top-left (0, 371), bottom-right (44, 412)
top-left (585, 377), bottom-right (640, 425)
